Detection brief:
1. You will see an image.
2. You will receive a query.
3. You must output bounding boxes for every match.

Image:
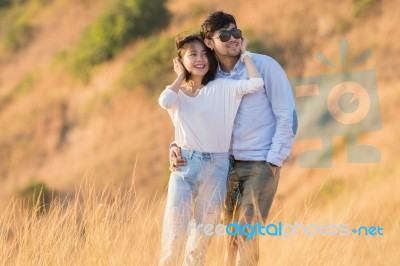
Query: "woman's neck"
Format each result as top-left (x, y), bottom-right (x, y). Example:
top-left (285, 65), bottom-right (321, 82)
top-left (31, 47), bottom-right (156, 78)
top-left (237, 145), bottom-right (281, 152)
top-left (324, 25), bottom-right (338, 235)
top-left (183, 77), bottom-right (203, 96)
top-left (188, 76), bottom-right (203, 90)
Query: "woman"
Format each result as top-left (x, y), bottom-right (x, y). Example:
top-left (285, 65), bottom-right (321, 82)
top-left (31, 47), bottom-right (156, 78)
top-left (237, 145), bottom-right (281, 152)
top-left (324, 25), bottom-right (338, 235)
top-left (158, 32), bottom-right (263, 266)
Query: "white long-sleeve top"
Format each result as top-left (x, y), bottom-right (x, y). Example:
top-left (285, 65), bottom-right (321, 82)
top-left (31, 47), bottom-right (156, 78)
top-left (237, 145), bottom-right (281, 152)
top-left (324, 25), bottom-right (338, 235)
top-left (159, 78), bottom-right (263, 153)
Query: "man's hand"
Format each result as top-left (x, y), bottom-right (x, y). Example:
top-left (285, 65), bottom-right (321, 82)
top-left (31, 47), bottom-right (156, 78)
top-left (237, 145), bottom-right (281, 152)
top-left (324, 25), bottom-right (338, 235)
top-left (270, 165), bottom-right (279, 176)
top-left (169, 145), bottom-right (187, 171)
top-left (268, 163), bottom-right (280, 176)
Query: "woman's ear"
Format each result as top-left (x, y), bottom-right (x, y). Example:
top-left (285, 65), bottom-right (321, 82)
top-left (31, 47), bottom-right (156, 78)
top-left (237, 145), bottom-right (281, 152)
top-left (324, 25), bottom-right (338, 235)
top-left (204, 38), bottom-right (214, 50)
top-left (179, 58), bottom-right (189, 76)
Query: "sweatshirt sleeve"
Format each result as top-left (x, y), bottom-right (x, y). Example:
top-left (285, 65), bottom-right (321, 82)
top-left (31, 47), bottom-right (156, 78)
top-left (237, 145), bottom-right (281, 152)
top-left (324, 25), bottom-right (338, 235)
top-left (230, 78), bottom-right (264, 96)
top-left (158, 86), bottom-right (178, 110)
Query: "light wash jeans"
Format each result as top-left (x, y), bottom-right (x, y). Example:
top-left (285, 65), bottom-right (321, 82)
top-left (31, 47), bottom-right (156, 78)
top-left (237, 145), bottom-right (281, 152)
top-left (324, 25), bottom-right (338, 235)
top-left (159, 149), bottom-right (229, 266)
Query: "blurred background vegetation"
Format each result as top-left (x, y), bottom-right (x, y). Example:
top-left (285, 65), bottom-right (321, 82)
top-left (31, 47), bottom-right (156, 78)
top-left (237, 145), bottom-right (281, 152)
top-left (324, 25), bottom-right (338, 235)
top-left (0, 0), bottom-right (399, 264)
top-left (0, 0), bottom-right (398, 220)
top-left (63, 0), bottom-right (170, 80)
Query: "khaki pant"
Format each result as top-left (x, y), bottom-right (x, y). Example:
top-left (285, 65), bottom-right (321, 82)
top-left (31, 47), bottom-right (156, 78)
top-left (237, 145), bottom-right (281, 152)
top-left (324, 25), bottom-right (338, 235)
top-left (223, 158), bottom-right (280, 266)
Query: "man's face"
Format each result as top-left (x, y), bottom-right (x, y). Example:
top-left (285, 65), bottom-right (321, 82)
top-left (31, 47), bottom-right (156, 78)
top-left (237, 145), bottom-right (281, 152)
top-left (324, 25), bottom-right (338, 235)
top-left (209, 23), bottom-right (242, 59)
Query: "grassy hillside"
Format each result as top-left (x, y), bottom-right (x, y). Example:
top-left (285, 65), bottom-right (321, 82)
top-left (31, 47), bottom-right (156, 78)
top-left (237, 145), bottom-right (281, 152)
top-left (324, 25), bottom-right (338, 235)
top-left (0, 0), bottom-right (399, 264)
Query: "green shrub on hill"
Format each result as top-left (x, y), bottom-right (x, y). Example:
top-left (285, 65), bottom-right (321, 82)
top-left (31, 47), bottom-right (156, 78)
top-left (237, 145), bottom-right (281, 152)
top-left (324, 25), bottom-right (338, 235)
top-left (0, 0), bottom-right (26, 9)
top-left (0, 0), bottom-right (54, 52)
top-left (120, 35), bottom-right (175, 94)
top-left (241, 29), bottom-right (287, 67)
top-left (18, 179), bottom-right (53, 214)
top-left (67, 0), bottom-right (170, 81)
top-left (353, 0), bottom-right (380, 17)
top-left (3, 21), bottom-right (34, 51)
top-left (12, 72), bottom-right (36, 96)
top-left (0, 0), bottom-right (12, 8)
top-left (320, 178), bottom-right (345, 200)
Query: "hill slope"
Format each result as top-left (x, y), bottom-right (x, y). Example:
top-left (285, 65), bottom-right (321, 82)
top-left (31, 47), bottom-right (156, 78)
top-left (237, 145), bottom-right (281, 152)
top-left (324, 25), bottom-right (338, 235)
top-left (0, 0), bottom-right (399, 264)
top-left (0, 0), bottom-right (398, 231)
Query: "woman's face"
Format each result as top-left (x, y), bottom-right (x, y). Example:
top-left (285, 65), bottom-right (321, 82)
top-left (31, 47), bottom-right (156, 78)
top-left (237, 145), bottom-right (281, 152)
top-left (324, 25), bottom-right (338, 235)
top-left (181, 41), bottom-right (209, 78)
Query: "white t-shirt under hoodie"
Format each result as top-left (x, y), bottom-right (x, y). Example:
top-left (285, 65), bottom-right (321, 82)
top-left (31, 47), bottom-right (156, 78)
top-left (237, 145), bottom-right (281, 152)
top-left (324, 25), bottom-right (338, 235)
top-left (158, 78), bottom-right (264, 153)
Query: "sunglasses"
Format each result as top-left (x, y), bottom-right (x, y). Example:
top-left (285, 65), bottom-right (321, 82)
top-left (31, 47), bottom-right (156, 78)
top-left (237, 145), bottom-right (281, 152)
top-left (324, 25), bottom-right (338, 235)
top-left (211, 28), bottom-right (242, 42)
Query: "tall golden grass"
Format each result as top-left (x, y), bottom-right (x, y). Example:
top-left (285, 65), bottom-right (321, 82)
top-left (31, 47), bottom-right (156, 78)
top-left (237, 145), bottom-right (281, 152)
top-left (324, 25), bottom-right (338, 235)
top-left (0, 179), bottom-right (165, 265)
top-left (1, 166), bottom-right (398, 265)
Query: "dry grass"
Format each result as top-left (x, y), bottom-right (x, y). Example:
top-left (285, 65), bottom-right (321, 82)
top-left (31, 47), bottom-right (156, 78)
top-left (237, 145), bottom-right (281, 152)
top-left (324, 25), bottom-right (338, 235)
top-left (0, 167), bottom-right (398, 265)
top-left (0, 179), bottom-right (165, 265)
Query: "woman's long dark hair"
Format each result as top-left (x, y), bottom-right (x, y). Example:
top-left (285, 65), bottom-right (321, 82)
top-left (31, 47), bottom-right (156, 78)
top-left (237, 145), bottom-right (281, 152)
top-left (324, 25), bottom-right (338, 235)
top-left (175, 33), bottom-right (217, 85)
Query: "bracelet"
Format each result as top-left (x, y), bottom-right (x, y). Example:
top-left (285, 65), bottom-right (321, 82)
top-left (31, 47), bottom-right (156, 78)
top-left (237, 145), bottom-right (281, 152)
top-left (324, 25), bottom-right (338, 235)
top-left (240, 51), bottom-right (252, 62)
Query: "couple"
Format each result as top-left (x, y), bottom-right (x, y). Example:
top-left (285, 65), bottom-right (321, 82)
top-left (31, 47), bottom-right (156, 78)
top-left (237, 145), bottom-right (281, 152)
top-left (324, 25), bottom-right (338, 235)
top-left (158, 11), bottom-right (297, 266)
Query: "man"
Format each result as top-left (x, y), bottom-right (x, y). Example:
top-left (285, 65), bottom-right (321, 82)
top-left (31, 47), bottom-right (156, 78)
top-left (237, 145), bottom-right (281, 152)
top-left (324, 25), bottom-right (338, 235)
top-left (169, 11), bottom-right (297, 265)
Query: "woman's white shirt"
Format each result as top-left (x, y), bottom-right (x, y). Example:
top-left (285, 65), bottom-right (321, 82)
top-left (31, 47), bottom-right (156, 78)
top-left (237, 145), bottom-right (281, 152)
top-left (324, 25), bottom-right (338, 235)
top-left (159, 78), bottom-right (263, 153)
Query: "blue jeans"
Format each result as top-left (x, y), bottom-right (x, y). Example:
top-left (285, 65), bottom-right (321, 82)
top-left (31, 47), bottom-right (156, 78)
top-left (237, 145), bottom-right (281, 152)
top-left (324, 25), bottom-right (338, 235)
top-left (159, 149), bottom-right (229, 266)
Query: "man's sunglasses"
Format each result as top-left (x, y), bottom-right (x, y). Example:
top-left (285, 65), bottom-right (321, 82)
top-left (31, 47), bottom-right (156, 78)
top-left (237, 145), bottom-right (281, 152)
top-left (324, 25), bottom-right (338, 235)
top-left (211, 28), bottom-right (242, 42)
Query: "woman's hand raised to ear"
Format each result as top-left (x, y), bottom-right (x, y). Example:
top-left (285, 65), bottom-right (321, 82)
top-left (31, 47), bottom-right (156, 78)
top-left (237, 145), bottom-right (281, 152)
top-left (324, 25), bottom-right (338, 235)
top-left (173, 57), bottom-right (186, 78)
top-left (166, 57), bottom-right (187, 93)
top-left (240, 35), bottom-right (249, 54)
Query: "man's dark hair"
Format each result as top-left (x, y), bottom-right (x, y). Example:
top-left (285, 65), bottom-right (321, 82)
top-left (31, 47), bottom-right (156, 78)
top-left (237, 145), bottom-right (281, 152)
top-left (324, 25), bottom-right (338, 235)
top-left (200, 11), bottom-right (237, 39)
top-left (175, 33), bottom-right (217, 85)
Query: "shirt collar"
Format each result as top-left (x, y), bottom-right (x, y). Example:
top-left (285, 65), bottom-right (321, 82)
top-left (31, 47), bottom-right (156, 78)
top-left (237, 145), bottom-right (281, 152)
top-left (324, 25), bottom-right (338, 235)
top-left (217, 59), bottom-right (244, 77)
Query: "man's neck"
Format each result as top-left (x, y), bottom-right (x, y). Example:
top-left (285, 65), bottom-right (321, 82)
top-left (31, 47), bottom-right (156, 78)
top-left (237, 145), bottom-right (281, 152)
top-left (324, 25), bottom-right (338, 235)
top-left (218, 56), bottom-right (240, 73)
